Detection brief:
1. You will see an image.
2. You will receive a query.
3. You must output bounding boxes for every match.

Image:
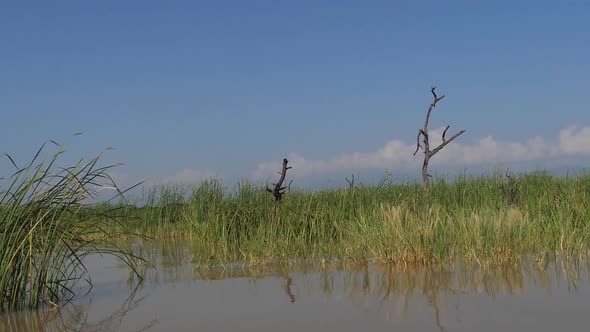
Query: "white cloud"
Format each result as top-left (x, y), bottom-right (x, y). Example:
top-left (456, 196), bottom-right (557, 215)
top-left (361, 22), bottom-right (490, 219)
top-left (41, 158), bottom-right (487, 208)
top-left (253, 126), bottom-right (590, 178)
top-left (559, 126), bottom-right (590, 155)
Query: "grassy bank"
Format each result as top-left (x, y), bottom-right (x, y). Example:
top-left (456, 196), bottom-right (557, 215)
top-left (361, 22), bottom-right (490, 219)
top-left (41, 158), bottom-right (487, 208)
top-left (106, 172), bottom-right (590, 266)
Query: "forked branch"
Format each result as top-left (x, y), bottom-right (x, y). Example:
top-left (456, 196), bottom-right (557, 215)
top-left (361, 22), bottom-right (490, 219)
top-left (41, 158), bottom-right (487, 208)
top-left (345, 174), bottom-right (355, 189)
top-left (413, 87), bottom-right (466, 189)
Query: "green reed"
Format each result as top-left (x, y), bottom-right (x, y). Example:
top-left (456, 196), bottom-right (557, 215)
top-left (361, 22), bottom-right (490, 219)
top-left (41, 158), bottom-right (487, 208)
top-left (108, 172), bottom-right (590, 266)
top-left (96, 172), bottom-right (590, 265)
top-left (0, 143), bottom-right (141, 310)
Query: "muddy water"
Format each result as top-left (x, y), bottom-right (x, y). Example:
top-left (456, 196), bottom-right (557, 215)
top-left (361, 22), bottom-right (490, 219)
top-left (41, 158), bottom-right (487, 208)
top-left (1, 241), bottom-right (589, 332)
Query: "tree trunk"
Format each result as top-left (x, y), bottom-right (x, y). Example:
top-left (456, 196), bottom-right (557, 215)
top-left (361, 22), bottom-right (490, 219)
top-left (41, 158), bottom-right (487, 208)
top-left (422, 155), bottom-right (430, 189)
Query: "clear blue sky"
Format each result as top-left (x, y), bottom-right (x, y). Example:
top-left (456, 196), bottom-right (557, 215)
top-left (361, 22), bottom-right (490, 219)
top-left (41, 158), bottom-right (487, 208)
top-left (2, 1), bottom-right (589, 188)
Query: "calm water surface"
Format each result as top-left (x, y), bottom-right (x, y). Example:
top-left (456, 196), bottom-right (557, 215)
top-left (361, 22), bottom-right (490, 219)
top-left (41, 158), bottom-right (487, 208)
top-left (1, 240), bottom-right (589, 332)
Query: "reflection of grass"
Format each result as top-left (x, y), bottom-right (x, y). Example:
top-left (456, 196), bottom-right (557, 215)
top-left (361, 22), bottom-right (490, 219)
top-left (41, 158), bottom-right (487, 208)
top-left (0, 143), bottom-right (142, 310)
top-left (107, 172), bottom-right (590, 266)
top-left (0, 282), bottom-right (157, 332)
top-left (6, 253), bottom-right (586, 332)
top-left (142, 244), bottom-right (587, 300)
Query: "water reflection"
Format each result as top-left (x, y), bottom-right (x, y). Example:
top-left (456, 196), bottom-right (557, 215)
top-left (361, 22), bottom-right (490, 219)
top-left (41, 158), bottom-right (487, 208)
top-left (1, 239), bottom-right (589, 332)
top-left (1, 284), bottom-right (157, 332)
top-left (284, 276), bottom-right (296, 303)
top-left (146, 252), bottom-right (587, 302)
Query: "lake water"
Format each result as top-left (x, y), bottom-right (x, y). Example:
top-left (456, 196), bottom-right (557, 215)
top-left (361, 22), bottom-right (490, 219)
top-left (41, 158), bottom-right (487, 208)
top-left (1, 240), bottom-right (589, 332)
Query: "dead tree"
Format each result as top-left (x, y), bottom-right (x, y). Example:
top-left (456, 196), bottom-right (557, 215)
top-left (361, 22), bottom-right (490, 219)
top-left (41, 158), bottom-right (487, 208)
top-left (413, 87), bottom-right (466, 189)
top-left (345, 174), bottom-right (355, 190)
top-left (500, 169), bottom-right (520, 205)
top-left (266, 158), bottom-right (292, 201)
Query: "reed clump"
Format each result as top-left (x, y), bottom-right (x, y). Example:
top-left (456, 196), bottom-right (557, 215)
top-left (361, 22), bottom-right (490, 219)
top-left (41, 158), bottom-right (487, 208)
top-left (110, 172), bottom-right (590, 266)
top-left (0, 143), bottom-right (141, 310)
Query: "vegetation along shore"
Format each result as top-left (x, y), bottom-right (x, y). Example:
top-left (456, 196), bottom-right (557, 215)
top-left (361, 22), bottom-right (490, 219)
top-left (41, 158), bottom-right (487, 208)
top-left (110, 172), bottom-right (590, 266)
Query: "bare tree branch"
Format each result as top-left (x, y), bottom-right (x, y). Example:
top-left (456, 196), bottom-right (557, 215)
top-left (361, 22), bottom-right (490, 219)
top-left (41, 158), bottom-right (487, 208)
top-left (430, 130), bottom-right (466, 157)
top-left (424, 86), bottom-right (446, 132)
top-left (345, 173), bottom-right (355, 189)
top-left (413, 87), bottom-right (466, 189)
top-left (266, 158), bottom-right (291, 201)
top-left (413, 130), bottom-right (424, 156)
top-left (442, 125), bottom-right (450, 143)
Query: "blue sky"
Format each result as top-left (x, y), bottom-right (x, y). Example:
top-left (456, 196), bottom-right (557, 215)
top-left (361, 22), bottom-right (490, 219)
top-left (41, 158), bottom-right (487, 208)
top-left (2, 1), bottom-right (589, 189)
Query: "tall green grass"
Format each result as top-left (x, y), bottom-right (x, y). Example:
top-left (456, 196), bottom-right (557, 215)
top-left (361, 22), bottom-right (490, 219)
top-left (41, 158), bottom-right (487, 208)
top-left (110, 172), bottom-right (590, 266)
top-left (0, 143), bottom-right (141, 310)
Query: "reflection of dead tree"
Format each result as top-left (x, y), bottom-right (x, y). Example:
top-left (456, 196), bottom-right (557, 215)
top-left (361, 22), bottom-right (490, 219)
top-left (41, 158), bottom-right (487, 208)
top-left (413, 87), bottom-right (466, 189)
top-left (284, 276), bottom-right (296, 303)
top-left (266, 158), bottom-right (292, 201)
top-left (362, 264), bottom-right (370, 293)
top-left (425, 289), bottom-right (446, 332)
